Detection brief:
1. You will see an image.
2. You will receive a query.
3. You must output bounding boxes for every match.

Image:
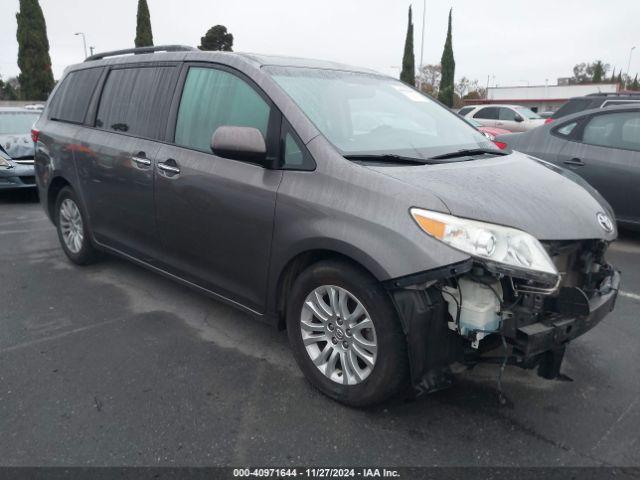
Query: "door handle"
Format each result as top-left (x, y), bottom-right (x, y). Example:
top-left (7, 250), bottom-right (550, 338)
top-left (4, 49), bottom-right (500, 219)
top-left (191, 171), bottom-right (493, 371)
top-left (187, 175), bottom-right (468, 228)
top-left (131, 155), bottom-right (151, 166)
top-left (158, 160), bottom-right (180, 175)
top-left (563, 158), bottom-right (585, 167)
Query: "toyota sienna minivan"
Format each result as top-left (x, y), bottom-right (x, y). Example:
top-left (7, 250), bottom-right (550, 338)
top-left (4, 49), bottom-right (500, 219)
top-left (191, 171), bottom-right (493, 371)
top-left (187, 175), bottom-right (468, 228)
top-left (34, 46), bottom-right (620, 406)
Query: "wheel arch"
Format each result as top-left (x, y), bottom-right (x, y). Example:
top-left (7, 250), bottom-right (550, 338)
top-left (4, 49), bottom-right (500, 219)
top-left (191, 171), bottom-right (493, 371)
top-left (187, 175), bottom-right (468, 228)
top-left (47, 176), bottom-right (73, 224)
top-left (270, 246), bottom-right (387, 330)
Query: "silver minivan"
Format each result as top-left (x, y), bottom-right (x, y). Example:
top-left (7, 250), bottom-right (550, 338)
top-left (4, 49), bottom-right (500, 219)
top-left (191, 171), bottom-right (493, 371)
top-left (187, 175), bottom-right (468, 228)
top-left (35, 46), bottom-right (619, 406)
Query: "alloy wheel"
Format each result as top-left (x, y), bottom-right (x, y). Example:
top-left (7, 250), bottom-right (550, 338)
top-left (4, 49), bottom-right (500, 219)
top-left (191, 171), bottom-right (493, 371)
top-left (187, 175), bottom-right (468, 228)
top-left (300, 285), bottom-right (378, 385)
top-left (59, 198), bottom-right (84, 254)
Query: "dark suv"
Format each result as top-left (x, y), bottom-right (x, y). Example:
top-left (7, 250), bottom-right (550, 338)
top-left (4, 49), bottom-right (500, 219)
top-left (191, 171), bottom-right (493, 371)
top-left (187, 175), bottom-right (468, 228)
top-left (34, 46), bottom-right (620, 406)
top-left (549, 92), bottom-right (640, 123)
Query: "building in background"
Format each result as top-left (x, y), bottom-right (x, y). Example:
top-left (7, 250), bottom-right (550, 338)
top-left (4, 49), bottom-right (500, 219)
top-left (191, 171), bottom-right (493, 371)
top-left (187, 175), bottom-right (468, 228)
top-left (464, 82), bottom-right (619, 113)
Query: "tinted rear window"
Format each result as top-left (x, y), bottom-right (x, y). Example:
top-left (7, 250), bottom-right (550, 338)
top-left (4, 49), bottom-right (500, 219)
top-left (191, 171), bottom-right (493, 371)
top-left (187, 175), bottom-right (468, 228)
top-left (48, 68), bottom-right (103, 124)
top-left (96, 66), bottom-right (177, 140)
top-left (552, 98), bottom-right (597, 119)
top-left (473, 107), bottom-right (499, 120)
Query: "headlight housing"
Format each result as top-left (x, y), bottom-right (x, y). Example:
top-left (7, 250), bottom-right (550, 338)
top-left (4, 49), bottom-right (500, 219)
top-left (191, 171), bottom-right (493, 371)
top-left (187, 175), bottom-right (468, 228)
top-left (410, 208), bottom-right (558, 283)
top-left (0, 156), bottom-right (13, 168)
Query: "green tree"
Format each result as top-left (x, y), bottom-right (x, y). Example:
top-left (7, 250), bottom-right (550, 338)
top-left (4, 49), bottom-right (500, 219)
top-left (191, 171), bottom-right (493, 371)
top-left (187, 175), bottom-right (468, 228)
top-left (400, 6), bottom-right (415, 86)
top-left (592, 60), bottom-right (606, 83)
top-left (610, 67), bottom-right (616, 83)
top-left (631, 74), bottom-right (639, 91)
top-left (135, 0), bottom-right (154, 47)
top-left (15, 0), bottom-right (55, 100)
top-left (198, 25), bottom-right (234, 51)
top-left (437, 9), bottom-right (455, 107)
top-left (617, 71), bottom-right (623, 85)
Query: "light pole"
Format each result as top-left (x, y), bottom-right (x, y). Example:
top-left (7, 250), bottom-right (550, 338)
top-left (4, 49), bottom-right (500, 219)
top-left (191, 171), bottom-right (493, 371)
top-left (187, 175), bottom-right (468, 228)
top-left (75, 32), bottom-right (88, 59)
top-left (418, 0), bottom-right (426, 90)
top-left (625, 46), bottom-right (636, 90)
top-left (89, 46), bottom-right (95, 57)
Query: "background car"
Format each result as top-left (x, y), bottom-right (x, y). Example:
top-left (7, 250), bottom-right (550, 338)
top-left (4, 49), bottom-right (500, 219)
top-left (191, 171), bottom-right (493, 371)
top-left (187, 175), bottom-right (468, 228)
top-left (459, 104), bottom-right (545, 132)
top-left (0, 107), bottom-right (40, 189)
top-left (496, 105), bottom-right (640, 229)
top-left (464, 117), bottom-right (511, 149)
top-left (547, 92), bottom-right (640, 124)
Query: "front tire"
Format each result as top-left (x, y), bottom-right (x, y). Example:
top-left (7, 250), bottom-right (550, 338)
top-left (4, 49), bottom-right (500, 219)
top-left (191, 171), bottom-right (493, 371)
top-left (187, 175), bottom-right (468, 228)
top-left (55, 186), bottom-right (101, 265)
top-left (286, 260), bottom-right (408, 407)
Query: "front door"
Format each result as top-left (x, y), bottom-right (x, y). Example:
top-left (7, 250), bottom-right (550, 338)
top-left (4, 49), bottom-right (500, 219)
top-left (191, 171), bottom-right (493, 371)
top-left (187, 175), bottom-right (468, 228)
top-left (155, 65), bottom-right (282, 313)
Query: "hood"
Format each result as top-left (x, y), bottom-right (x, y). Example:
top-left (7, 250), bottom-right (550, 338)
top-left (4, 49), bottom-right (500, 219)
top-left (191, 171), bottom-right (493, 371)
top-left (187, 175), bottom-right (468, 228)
top-left (0, 134), bottom-right (34, 159)
top-left (366, 151), bottom-right (616, 241)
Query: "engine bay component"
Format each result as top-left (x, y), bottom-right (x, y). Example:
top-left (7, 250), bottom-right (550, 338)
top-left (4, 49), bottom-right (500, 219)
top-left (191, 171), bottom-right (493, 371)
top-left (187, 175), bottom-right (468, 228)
top-left (442, 277), bottom-right (503, 347)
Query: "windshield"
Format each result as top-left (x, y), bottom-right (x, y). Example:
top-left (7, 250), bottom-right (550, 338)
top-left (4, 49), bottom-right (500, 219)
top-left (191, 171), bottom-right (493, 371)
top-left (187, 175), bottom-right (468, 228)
top-left (266, 67), bottom-right (493, 158)
top-left (0, 112), bottom-right (40, 135)
top-left (515, 107), bottom-right (542, 120)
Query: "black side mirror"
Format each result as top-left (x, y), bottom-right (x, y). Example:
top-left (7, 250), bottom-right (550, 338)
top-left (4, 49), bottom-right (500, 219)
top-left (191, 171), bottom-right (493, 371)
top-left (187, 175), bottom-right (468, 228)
top-left (211, 126), bottom-right (267, 164)
top-left (514, 115), bottom-right (524, 123)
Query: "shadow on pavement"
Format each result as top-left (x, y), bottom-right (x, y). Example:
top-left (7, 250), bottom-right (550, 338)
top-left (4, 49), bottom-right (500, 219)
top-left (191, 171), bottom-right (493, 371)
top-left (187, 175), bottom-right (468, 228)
top-left (0, 188), bottom-right (39, 204)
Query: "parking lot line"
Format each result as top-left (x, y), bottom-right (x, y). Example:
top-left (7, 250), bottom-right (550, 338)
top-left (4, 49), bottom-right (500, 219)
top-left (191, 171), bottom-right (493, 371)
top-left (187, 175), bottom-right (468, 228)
top-left (0, 318), bottom-right (123, 355)
top-left (620, 291), bottom-right (640, 301)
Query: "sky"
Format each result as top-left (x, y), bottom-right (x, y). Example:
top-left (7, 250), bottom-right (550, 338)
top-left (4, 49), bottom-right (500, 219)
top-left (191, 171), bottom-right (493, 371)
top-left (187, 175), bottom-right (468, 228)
top-left (1, 0), bottom-right (638, 88)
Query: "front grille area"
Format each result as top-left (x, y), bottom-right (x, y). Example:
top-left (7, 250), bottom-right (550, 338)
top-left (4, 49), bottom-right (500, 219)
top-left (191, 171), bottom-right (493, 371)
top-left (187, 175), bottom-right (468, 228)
top-left (543, 240), bottom-right (610, 297)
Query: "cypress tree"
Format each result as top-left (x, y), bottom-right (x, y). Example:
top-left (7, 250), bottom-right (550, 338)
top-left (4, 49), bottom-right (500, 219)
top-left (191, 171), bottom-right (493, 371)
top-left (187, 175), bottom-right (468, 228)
top-left (135, 0), bottom-right (154, 47)
top-left (632, 74), bottom-right (639, 91)
top-left (400, 6), bottom-right (415, 86)
top-left (15, 0), bottom-right (55, 101)
top-left (617, 71), bottom-right (623, 85)
top-left (610, 67), bottom-right (616, 83)
top-left (438, 9), bottom-right (455, 107)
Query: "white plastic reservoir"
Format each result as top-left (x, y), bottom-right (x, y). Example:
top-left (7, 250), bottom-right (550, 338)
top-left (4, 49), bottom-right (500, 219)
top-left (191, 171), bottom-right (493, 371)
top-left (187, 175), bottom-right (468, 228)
top-left (442, 277), bottom-right (502, 343)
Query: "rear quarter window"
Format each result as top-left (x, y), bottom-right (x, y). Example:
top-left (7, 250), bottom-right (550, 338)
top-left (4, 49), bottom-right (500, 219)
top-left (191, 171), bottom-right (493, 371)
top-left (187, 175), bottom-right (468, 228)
top-left (48, 68), bottom-right (103, 124)
top-left (552, 98), bottom-right (593, 119)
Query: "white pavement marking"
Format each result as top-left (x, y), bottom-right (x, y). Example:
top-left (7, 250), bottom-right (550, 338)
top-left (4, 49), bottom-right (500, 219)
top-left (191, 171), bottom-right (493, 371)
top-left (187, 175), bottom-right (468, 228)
top-left (0, 217), bottom-right (48, 227)
top-left (0, 226), bottom-right (53, 235)
top-left (620, 291), bottom-right (640, 301)
top-left (0, 318), bottom-right (123, 355)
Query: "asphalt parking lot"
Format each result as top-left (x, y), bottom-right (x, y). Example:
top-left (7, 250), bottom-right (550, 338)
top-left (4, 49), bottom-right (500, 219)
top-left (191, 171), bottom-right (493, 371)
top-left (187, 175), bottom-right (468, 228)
top-left (1, 189), bottom-right (639, 467)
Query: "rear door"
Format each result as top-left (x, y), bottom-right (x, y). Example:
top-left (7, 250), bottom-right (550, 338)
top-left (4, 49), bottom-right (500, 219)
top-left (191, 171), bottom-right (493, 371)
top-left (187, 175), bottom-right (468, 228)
top-left (75, 64), bottom-right (180, 261)
top-left (472, 106), bottom-right (499, 128)
top-left (556, 109), bottom-right (640, 222)
top-left (154, 64), bottom-right (282, 313)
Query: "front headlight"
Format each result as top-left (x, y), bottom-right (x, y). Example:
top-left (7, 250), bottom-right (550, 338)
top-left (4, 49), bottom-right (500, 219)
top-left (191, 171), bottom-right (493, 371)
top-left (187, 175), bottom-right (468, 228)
top-left (410, 208), bottom-right (558, 282)
top-left (0, 156), bottom-right (13, 168)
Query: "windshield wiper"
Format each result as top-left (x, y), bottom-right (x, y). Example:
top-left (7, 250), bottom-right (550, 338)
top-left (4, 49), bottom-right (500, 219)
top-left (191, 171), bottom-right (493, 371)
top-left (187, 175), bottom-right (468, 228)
top-left (344, 154), bottom-right (432, 165)
top-left (429, 148), bottom-right (508, 160)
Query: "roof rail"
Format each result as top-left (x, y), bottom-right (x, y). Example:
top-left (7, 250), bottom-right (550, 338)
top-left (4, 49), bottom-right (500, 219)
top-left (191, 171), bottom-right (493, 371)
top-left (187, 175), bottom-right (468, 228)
top-left (585, 92), bottom-right (640, 97)
top-left (85, 45), bottom-right (196, 62)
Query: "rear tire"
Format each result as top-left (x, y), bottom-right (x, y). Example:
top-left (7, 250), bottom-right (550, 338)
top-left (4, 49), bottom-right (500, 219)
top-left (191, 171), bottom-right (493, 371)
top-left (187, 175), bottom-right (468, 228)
top-left (55, 186), bottom-right (101, 265)
top-left (286, 260), bottom-right (409, 407)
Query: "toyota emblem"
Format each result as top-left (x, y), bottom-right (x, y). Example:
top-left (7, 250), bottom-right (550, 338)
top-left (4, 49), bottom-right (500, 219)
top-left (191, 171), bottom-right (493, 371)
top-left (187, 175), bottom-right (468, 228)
top-left (596, 212), bottom-right (614, 233)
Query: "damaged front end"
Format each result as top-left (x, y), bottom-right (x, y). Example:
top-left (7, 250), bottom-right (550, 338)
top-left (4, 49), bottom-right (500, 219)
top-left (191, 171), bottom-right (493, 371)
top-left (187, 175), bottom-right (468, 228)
top-left (387, 210), bottom-right (620, 395)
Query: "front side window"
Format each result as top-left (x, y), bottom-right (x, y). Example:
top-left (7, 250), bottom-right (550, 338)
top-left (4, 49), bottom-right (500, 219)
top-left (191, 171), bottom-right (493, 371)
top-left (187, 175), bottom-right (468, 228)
top-left (96, 66), bottom-right (177, 140)
top-left (267, 67), bottom-right (491, 158)
top-left (582, 111), bottom-right (640, 151)
top-left (499, 108), bottom-right (518, 121)
top-left (175, 67), bottom-right (271, 153)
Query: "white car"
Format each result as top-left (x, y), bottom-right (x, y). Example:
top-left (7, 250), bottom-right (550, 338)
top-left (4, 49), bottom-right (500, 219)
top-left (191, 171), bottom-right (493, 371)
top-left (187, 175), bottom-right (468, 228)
top-left (458, 104), bottom-right (545, 132)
